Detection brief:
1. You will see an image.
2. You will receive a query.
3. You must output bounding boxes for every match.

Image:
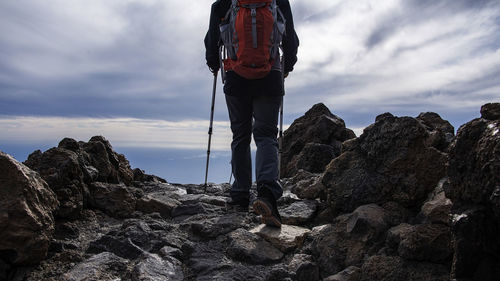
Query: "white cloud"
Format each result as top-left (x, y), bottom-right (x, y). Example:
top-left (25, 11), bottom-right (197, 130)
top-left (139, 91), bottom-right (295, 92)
top-left (0, 116), bottom-right (233, 151)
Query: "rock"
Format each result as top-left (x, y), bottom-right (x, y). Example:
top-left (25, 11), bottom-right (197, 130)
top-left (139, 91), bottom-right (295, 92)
top-left (323, 266), bottom-right (360, 281)
top-left (227, 229), bottom-right (284, 264)
top-left (445, 115), bottom-right (500, 208)
top-left (131, 253), bottom-right (183, 281)
top-left (380, 201), bottom-right (412, 226)
top-left (136, 193), bottom-right (181, 219)
top-left (323, 115), bottom-right (447, 214)
top-left (177, 193), bottom-right (227, 207)
top-left (281, 103), bottom-right (356, 177)
top-left (294, 143), bottom-right (338, 173)
top-left (250, 224), bottom-right (311, 253)
top-left (24, 136), bottom-right (137, 218)
top-left (0, 151), bottom-right (59, 265)
top-left (387, 223), bottom-right (452, 264)
top-left (288, 254), bottom-right (320, 281)
top-left (306, 209), bottom-right (389, 277)
top-left (283, 170), bottom-right (325, 200)
top-left (375, 112), bottom-right (394, 122)
top-left (445, 104), bottom-right (500, 280)
top-left (171, 202), bottom-right (223, 218)
top-left (62, 252), bottom-right (128, 281)
top-left (188, 213), bottom-right (248, 238)
top-left (481, 102), bottom-right (500, 120)
top-left (385, 223), bottom-right (414, 253)
top-left (346, 204), bottom-right (389, 236)
top-left (87, 218), bottom-right (188, 260)
top-left (360, 255), bottom-right (449, 281)
top-left (397, 224), bottom-right (452, 263)
top-left (416, 112), bottom-right (455, 151)
top-left (280, 200), bottom-right (317, 226)
top-left (417, 179), bottom-right (452, 225)
top-left (159, 246), bottom-right (183, 261)
top-left (133, 168), bottom-right (167, 183)
top-left (88, 182), bottom-right (137, 218)
top-left (87, 234), bottom-right (145, 260)
top-left (449, 207), bottom-right (500, 280)
top-left (24, 147), bottom-right (86, 219)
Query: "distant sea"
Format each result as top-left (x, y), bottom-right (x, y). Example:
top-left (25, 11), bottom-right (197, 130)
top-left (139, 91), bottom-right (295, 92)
top-left (1, 143), bottom-right (234, 185)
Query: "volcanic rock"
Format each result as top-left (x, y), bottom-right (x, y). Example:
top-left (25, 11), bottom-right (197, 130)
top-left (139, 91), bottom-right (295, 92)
top-left (416, 112), bottom-right (454, 151)
top-left (360, 255), bottom-right (449, 281)
top-left (227, 228), bottom-right (284, 264)
top-left (24, 147), bottom-right (86, 219)
top-left (281, 103), bottom-right (356, 177)
top-left (88, 182), bottom-right (138, 218)
top-left (322, 114), bottom-right (448, 214)
top-left (0, 151), bottom-right (59, 265)
top-left (131, 253), bottom-right (183, 281)
top-left (481, 102), bottom-right (500, 120)
top-left (445, 103), bottom-right (500, 280)
top-left (323, 266), bottom-right (361, 281)
top-left (62, 252), bottom-right (128, 281)
top-left (250, 224), bottom-right (311, 253)
top-left (288, 254), bottom-right (320, 281)
top-left (280, 200), bottom-right (317, 226)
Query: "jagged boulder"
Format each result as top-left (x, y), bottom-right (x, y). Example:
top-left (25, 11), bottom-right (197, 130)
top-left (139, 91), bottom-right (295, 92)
top-left (444, 102), bottom-right (500, 280)
top-left (25, 136), bottom-right (136, 219)
top-left (416, 112), bottom-right (454, 152)
top-left (281, 103), bottom-right (356, 178)
top-left (360, 255), bottom-right (449, 281)
top-left (24, 147), bottom-right (87, 219)
top-left (305, 205), bottom-right (391, 277)
top-left (322, 114), bottom-right (448, 214)
top-left (0, 151), bottom-right (59, 265)
top-left (88, 182), bottom-right (138, 218)
top-left (386, 223), bottom-right (452, 263)
top-left (80, 136), bottom-right (134, 185)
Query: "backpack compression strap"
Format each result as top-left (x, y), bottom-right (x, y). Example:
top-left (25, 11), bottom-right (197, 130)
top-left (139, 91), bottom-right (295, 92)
top-left (240, 3), bottom-right (267, 49)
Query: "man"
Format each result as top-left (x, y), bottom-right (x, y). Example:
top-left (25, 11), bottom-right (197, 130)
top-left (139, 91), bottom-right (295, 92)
top-left (204, 0), bottom-right (299, 227)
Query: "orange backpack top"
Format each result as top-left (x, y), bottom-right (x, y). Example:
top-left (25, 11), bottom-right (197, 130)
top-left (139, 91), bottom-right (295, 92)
top-left (220, 0), bottom-right (285, 80)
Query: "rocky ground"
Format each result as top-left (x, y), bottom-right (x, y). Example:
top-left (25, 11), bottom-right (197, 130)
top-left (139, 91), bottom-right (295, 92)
top-left (1, 103), bottom-right (499, 281)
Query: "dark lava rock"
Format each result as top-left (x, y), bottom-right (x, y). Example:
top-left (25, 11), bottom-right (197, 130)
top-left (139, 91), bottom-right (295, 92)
top-left (24, 147), bottom-right (86, 219)
top-left (322, 115), bottom-right (447, 214)
top-left (62, 252), bottom-right (128, 281)
top-left (416, 112), bottom-right (455, 151)
top-left (387, 223), bottom-right (452, 263)
top-left (360, 255), bottom-right (449, 281)
top-left (226, 229), bottom-right (284, 265)
top-left (481, 102), bottom-right (500, 120)
top-left (445, 103), bottom-right (500, 280)
top-left (0, 151), bottom-right (59, 265)
top-left (281, 103), bottom-right (356, 177)
top-left (24, 136), bottom-right (136, 219)
top-left (131, 253), bottom-right (183, 281)
top-left (88, 182), bottom-right (138, 218)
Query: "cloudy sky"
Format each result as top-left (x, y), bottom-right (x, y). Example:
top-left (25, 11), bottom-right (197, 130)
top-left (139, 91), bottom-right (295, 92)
top-left (1, 0), bottom-right (499, 182)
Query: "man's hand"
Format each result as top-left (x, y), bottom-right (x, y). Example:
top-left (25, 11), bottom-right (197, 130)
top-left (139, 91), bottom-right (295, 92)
top-left (208, 65), bottom-right (219, 74)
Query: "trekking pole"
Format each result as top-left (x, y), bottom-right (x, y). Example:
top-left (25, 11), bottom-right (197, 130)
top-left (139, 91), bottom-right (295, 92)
top-left (204, 70), bottom-right (218, 190)
top-left (278, 54), bottom-right (285, 179)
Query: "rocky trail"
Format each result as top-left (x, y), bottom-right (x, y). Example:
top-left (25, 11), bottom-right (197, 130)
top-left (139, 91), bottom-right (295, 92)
top-left (1, 103), bottom-right (499, 281)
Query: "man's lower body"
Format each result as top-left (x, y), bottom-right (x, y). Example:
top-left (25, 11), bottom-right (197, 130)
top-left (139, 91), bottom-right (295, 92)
top-left (225, 93), bottom-right (283, 227)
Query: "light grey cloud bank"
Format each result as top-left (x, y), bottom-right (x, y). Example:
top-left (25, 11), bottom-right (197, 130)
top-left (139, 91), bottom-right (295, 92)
top-left (1, 0), bottom-right (499, 148)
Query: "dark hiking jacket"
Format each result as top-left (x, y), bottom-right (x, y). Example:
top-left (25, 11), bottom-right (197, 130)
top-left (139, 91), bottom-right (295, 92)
top-left (204, 0), bottom-right (299, 96)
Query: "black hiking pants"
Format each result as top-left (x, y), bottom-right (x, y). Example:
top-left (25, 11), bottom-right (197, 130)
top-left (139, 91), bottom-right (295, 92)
top-left (225, 93), bottom-right (283, 203)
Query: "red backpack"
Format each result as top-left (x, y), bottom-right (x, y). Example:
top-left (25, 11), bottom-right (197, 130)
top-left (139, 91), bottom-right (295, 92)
top-left (220, 0), bottom-right (285, 79)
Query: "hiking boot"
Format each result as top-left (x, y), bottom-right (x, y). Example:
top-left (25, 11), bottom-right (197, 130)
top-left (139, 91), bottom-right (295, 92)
top-left (252, 188), bottom-right (282, 228)
top-left (226, 198), bottom-right (249, 212)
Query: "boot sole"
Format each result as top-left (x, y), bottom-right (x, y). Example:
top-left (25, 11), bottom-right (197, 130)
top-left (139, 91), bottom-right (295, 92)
top-left (253, 199), bottom-right (282, 228)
